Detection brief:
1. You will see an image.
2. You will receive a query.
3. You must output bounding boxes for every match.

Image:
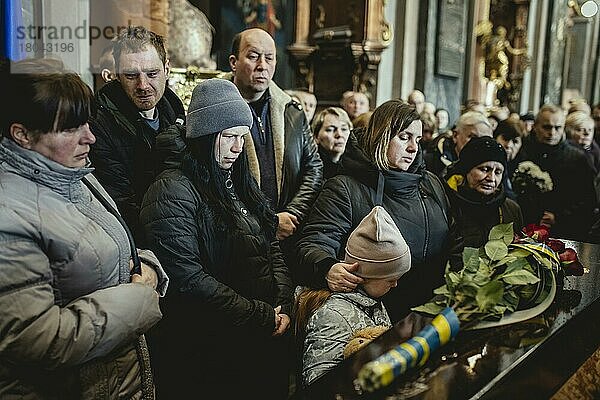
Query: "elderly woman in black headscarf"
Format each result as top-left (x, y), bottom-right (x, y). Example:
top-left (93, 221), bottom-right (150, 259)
top-left (445, 136), bottom-right (523, 248)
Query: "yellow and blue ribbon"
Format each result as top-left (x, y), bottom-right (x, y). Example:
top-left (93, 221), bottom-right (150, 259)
top-left (510, 242), bottom-right (560, 270)
top-left (357, 307), bottom-right (460, 392)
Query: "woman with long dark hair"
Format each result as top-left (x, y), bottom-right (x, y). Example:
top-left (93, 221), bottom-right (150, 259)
top-left (140, 79), bottom-right (293, 399)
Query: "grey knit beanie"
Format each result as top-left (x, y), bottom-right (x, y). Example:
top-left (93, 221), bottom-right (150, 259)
top-left (344, 206), bottom-right (411, 280)
top-left (186, 79), bottom-right (253, 138)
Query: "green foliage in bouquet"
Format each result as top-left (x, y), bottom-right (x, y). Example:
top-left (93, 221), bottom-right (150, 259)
top-left (357, 223), bottom-right (564, 393)
top-left (412, 223), bottom-right (553, 325)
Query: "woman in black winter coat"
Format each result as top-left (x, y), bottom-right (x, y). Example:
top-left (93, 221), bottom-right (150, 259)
top-left (296, 100), bottom-right (463, 322)
top-left (444, 136), bottom-right (523, 248)
top-left (140, 79), bottom-right (293, 399)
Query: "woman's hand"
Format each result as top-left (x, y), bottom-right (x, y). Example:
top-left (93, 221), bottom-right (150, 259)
top-left (326, 262), bottom-right (364, 292)
top-left (131, 262), bottom-right (158, 290)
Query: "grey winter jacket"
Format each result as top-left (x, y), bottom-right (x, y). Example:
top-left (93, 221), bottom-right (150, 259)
top-left (302, 291), bottom-right (391, 386)
top-left (0, 138), bottom-right (165, 399)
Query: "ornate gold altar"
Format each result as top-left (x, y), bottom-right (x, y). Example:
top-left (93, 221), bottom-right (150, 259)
top-left (168, 66), bottom-right (224, 111)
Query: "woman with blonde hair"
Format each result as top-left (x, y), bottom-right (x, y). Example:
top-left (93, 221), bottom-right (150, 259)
top-left (565, 111), bottom-right (599, 173)
top-left (297, 100), bottom-right (463, 322)
top-left (311, 106), bottom-right (352, 178)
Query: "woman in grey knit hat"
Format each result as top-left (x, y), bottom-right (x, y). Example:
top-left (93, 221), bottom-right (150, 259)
top-left (140, 78), bottom-right (293, 399)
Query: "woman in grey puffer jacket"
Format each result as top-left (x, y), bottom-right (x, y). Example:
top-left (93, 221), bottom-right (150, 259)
top-left (0, 61), bottom-right (166, 399)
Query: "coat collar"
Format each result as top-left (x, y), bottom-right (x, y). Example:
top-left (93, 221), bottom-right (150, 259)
top-left (95, 80), bottom-right (184, 138)
top-left (0, 138), bottom-right (93, 200)
top-left (220, 73), bottom-right (290, 197)
top-left (446, 174), bottom-right (506, 208)
top-left (341, 131), bottom-right (423, 194)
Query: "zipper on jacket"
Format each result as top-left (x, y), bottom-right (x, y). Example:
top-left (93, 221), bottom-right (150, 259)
top-left (419, 188), bottom-right (430, 258)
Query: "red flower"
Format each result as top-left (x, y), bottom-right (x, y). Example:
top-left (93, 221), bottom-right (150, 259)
top-left (557, 248), bottom-right (583, 276)
top-left (519, 225), bottom-right (585, 276)
top-left (523, 224), bottom-right (550, 242)
top-left (559, 248), bottom-right (577, 262)
top-left (546, 239), bottom-right (566, 253)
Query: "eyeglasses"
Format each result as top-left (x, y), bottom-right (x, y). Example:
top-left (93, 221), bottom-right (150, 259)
top-left (541, 124), bottom-right (563, 131)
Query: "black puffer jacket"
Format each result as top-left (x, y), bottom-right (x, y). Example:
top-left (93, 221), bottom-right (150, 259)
top-left (444, 175), bottom-right (523, 248)
top-left (141, 168), bottom-right (292, 326)
top-left (297, 133), bottom-right (463, 322)
top-left (519, 135), bottom-right (596, 241)
top-left (139, 130), bottom-right (293, 397)
top-left (89, 81), bottom-right (185, 246)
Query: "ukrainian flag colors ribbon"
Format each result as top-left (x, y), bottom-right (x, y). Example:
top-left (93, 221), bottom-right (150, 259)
top-left (357, 307), bottom-right (460, 392)
top-left (510, 242), bottom-right (560, 269)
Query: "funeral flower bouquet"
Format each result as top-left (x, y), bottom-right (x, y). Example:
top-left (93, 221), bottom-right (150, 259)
top-left (511, 161), bottom-right (553, 193)
top-left (356, 222), bottom-right (582, 392)
top-left (511, 161), bottom-right (553, 223)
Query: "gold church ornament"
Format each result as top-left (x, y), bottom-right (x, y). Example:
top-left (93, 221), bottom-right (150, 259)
top-left (169, 66), bottom-right (224, 111)
top-left (476, 21), bottom-right (528, 90)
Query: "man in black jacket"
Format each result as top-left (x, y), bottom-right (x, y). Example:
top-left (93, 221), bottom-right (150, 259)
top-left (227, 28), bottom-right (323, 242)
top-left (519, 104), bottom-right (596, 241)
top-left (89, 26), bottom-right (185, 246)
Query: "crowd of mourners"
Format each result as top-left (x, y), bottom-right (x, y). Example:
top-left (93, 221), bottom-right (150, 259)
top-left (1, 25), bottom-right (600, 399)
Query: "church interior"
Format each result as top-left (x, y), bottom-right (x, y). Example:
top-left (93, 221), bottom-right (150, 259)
top-left (1, 1), bottom-right (600, 399)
